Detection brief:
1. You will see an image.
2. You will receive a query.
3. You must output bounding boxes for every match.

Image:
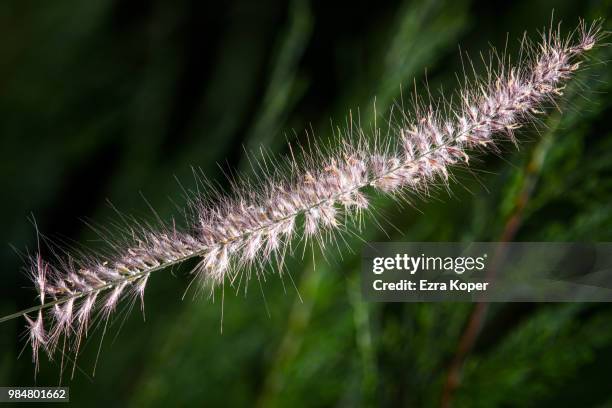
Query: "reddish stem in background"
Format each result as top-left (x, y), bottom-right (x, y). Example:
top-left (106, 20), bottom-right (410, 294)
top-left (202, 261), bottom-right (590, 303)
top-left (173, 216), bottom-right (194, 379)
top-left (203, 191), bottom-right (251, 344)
top-left (439, 132), bottom-right (550, 408)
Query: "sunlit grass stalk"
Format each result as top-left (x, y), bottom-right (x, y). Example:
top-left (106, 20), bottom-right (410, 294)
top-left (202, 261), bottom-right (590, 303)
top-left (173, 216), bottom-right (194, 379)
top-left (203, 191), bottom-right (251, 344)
top-left (2, 20), bottom-right (602, 373)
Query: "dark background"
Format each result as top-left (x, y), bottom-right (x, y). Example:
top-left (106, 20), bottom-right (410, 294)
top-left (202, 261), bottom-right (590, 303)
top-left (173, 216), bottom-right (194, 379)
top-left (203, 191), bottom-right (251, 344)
top-left (1, 0), bottom-right (612, 406)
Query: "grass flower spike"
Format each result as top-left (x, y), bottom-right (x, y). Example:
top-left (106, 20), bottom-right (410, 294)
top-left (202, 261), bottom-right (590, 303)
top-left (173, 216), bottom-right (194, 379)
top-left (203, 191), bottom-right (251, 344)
top-left (6, 20), bottom-right (602, 373)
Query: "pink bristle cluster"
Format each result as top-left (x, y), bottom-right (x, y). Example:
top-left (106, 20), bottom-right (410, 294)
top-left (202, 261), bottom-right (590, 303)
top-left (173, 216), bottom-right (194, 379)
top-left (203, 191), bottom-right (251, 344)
top-left (22, 21), bottom-right (600, 372)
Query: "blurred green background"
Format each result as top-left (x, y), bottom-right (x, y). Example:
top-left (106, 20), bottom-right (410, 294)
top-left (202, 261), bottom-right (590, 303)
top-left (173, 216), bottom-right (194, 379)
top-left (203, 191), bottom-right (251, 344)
top-left (1, 0), bottom-right (612, 406)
